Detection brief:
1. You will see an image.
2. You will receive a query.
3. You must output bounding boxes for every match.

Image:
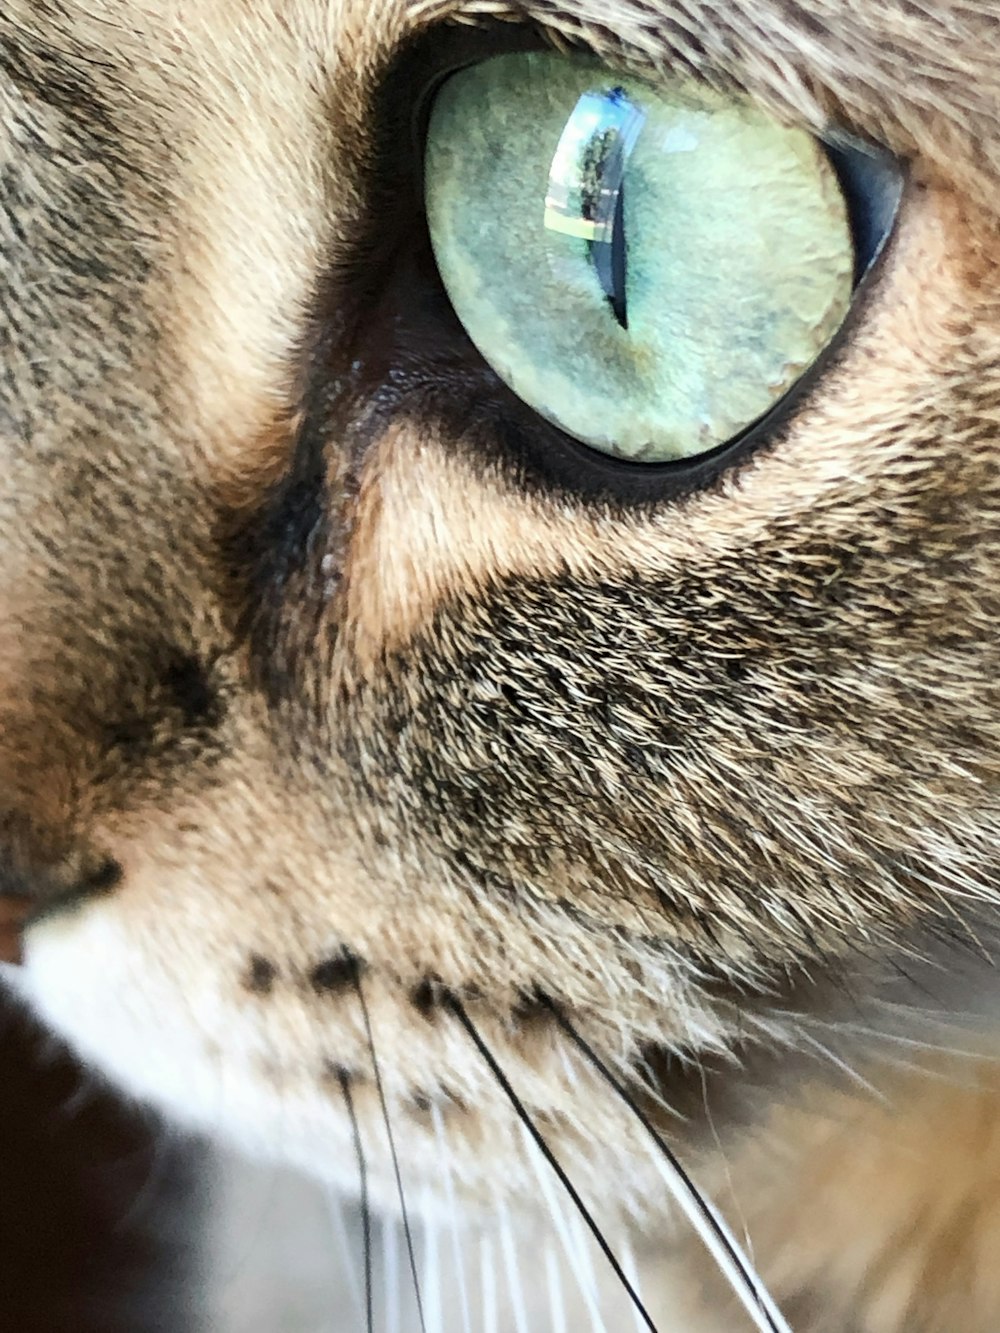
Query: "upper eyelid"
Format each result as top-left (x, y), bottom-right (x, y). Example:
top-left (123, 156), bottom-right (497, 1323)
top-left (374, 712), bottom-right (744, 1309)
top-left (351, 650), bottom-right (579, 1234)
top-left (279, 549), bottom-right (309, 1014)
top-left (404, 48), bottom-right (906, 232)
top-left (363, 0), bottom-right (996, 213)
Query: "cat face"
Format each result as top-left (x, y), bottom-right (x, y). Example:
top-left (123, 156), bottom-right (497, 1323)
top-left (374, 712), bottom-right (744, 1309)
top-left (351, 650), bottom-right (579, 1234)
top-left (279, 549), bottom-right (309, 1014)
top-left (2, 0), bottom-right (999, 1296)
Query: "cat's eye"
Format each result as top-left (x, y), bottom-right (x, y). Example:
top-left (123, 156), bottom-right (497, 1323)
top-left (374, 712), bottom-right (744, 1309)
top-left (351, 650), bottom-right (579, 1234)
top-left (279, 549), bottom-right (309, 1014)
top-left (424, 52), bottom-right (901, 467)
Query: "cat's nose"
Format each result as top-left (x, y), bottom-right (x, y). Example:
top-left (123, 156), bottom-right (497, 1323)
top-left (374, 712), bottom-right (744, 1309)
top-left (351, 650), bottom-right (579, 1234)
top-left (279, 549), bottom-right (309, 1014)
top-left (0, 854), bottom-right (122, 965)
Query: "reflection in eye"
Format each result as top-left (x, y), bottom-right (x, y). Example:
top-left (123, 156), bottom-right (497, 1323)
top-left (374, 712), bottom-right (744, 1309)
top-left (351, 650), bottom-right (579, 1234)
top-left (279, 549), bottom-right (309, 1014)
top-left (544, 88), bottom-right (647, 328)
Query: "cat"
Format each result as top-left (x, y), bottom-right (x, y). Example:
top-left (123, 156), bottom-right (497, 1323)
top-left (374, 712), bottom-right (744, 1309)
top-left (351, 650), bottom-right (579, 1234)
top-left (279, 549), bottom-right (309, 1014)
top-left (2, 1), bottom-right (1000, 1329)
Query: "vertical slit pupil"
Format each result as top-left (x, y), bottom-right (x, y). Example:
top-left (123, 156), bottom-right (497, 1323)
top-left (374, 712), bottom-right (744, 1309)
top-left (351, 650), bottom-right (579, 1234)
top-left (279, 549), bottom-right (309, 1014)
top-left (544, 86), bottom-right (646, 331)
top-left (589, 182), bottom-right (628, 328)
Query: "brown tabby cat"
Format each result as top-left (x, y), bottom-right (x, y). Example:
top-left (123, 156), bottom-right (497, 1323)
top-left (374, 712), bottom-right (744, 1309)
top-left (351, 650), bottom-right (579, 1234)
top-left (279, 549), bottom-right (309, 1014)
top-left (2, 1), bottom-right (1000, 1329)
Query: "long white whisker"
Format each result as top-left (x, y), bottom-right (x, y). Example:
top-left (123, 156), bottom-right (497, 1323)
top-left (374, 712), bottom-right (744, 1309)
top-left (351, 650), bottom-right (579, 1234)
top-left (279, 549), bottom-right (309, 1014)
top-left (772, 1010), bottom-right (1000, 1063)
top-left (430, 1102), bottom-right (473, 1333)
top-left (498, 1194), bottom-right (533, 1333)
top-left (619, 1232), bottom-right (651, 1333)
top-left (480, 1231), bottom-right (499, 1333)
top-left (566, 1205), bottom-right (614, 1333)
top-left (636, 1110), bottom-right (794, 1333)
top-left (420, 1186), bottom-right (443, 1333)
top-left (873, 1051), bottom-right (985, 1087)
top-left (793, 1029), bottom-right (889, 1103)
top-left (382, 1212), bottom-right (401, 1333)
top-left (520, 1123), bottom-right (609, 1333)
top-left (545, 1238), bottom-right (569, 1333)
top-left (449, 997), bottom-right (657, 1329)
top-left (323, 1190), bottom-right (363, 1318)
top-left (551, 1006), bottom-right (792, 1333)
top-left (700, 1062), bottom-right (756, 1266)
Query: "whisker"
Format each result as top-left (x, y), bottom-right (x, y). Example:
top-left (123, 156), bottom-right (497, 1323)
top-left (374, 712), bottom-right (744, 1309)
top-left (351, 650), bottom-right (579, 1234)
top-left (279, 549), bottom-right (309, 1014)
top-left (564, 1202), bottom-right (613, 1333)
top-left (745, 1007), bottom-right (992, 1093)
top-left (420, 1184), bottom-right (443, 1333)
top-left (447, 995), bottom-right (658, 1333)
top-left (699, 1060), bottom-right (756, 1269)
top-left (480, 1231), bottom-right (499, 1333)
top-left (351, 959), bottom-right (427, 1333)
top-left (323, 1188), bottom-right (364, 1320)
top-left (545, 1239), bottom-right (569, 1333)
top-left (547, 1003), bottom-right (793, 1333)
top-left (765, 1015), bottom-right (992, 1091)
top-left (519, 1121), bottom-right (608, 1333)
top-left (770, 1008), bottom-right (1000, 1063)
top-left (336, 1068), bottom-right (373, 1333)
top-left (873, 994), bottom-right (1000, 1032)
top-left (430, 1102), bottom-right (474, 1333)
top-left (498, 1194), bottom-right (533, 1333)
top-left (619, 1232), bottom-right (651, 1333)
top-left (870, 1049), bottom-right (988, 1089)
top-left (383, 1211), bottom-right (401, 1333)
top-left (108, 1120), bottom-right (175, 1238)
top-left (791, 1029), bottom-right (889, 1103)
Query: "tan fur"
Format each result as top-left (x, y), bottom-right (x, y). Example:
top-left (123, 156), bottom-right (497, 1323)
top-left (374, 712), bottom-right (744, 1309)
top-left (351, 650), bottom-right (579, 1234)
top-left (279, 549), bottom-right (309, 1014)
top-left (3, 1), bottom-right (1000, 1328)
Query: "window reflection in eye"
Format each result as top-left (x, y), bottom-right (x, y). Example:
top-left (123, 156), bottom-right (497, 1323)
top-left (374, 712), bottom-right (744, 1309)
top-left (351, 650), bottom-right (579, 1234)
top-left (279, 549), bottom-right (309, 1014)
top-left (544, 87), bottom-right (647, 329)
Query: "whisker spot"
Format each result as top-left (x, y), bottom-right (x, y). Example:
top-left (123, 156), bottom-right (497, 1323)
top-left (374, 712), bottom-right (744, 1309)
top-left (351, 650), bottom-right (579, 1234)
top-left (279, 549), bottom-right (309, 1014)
top-left (411, 977), bottom-right (446, 1017)
top-left (310, 952), bottom-right (365, 994)
top-left (244, 953), bottom-right (278, 994)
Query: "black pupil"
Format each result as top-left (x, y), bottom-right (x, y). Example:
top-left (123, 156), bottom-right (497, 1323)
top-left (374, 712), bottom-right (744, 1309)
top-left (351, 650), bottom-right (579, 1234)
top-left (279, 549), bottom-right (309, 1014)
top-left (540, 84), bottom-right (646, 332)
top-left (577, 92), bottom-right (636, 328)
top-left (589, 180), bottom-right (628, 328)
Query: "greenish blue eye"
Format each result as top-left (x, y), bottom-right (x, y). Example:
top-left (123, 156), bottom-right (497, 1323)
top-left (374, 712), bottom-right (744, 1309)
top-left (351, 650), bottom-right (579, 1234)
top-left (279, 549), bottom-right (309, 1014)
top-left (424, 53), bottom-right (855, 464)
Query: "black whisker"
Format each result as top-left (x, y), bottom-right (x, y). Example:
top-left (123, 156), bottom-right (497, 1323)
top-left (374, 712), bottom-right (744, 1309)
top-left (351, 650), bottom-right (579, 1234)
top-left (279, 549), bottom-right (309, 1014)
top-left (351, 957), bottom-right (427, 1333)
top-left (337, 1068), bottom-right (374, 1333)
top-left (544, 1001), bottom-right (793, 1333)
top-left (446, 994), bottom-right (660, 1333)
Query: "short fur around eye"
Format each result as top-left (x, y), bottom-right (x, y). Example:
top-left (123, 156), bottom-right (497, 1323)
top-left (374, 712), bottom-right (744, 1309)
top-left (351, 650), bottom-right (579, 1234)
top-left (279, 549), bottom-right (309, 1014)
top-left (2, 1), bottom-right (1000, 1330)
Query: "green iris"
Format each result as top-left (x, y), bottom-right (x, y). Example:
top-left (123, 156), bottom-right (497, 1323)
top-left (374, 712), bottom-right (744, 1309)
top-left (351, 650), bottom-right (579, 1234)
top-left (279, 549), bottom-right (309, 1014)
top-left (424, 53), bottom-right (853, 463)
